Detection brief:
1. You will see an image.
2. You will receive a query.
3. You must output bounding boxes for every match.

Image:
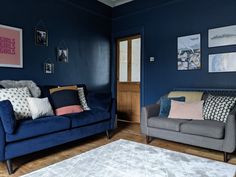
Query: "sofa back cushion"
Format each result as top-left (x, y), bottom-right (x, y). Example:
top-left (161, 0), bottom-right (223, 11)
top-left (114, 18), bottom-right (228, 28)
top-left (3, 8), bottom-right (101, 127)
top-left (168, 91), bottom-right (203, 102)
top-left (49, 86), bottom-right (83, 116)
top-left (203, 95), bottom-right (236, 122)
top-left (159, 96), bottom-right (185, 117)
top-left (168, 100), bottom-right (204, 120)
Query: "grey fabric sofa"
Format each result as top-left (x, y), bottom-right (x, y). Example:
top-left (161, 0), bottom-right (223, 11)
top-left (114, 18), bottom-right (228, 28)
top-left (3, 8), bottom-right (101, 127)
top-left (141, 89), bottom-right (236, 162)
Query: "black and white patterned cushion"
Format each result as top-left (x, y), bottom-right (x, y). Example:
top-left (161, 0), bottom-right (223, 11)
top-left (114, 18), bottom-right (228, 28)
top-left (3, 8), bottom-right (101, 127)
top-left (203, 95), bottom-right (236, 122)
top-left (0, 87), bottom-right (32, 120)
top-left (78, 87), bottom-right (90, 111)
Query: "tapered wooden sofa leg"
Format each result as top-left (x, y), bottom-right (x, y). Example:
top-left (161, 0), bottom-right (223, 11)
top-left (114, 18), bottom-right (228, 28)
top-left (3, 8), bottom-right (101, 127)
top-left (224, 152), bottom-right (229, 162)
top-left (6, 159), bottom-right (13, 175)
top-left (146, 136), bottom-right (152, 144)
top-left (106, 130), bottom-right (111, 139)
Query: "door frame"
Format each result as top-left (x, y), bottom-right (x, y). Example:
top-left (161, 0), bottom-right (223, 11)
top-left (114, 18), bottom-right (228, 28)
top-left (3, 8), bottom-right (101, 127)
top-left (111, 26), bottom-right (145, 112)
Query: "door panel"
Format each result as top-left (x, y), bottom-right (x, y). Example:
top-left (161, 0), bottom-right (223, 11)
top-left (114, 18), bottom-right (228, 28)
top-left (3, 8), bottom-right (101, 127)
top-left (117, 35), bottom-right (141, 123)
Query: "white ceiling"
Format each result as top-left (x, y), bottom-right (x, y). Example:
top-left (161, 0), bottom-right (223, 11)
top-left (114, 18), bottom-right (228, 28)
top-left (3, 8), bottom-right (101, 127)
top-left (97, 0), bottom-right (133, 7)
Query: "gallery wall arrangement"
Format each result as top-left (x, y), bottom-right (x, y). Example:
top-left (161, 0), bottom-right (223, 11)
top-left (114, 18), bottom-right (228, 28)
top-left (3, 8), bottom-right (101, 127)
top-left (112, 0), bottom-right (236, 105)
top-left (0, 0), bottom-right (111, 92)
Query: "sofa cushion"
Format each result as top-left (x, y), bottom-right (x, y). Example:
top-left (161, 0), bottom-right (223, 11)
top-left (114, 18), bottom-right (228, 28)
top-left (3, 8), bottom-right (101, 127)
top-left (148, 117), bottom-right (190, 132)
top-left (64, 108), bottom-right (110, 128)
top-left (180, 120), bottom-right (225, 139)
top-left (159, 96), bottom-right (185, 117)
top-left (203, 95), bottom-right (236, 122)
top-left (87, 92), bottom-right (112, 111)
top-left (6, 116), bottom-right (70, 142)
top-left (168, 91), bottom-right (203, 102)
top-left (50, 86), bottom-right (83, 115)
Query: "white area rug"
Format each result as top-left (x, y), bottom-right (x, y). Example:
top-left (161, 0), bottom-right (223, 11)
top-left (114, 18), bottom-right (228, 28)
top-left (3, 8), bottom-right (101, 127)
top-left (21, 139), bottom-right (236, 177)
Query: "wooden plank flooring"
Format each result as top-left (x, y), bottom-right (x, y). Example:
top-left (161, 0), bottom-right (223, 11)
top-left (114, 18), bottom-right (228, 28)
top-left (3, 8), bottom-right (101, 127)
top-left (0, 121), bottom-right (236, 177)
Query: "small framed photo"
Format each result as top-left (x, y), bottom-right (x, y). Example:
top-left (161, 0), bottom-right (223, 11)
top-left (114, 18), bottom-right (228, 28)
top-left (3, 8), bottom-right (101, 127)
top-left (35, 29), bottom-right (48, 46)
top-left (57, 48), bottom-right (68, 63)
top-left (44, 63), bottom-right (54, 74)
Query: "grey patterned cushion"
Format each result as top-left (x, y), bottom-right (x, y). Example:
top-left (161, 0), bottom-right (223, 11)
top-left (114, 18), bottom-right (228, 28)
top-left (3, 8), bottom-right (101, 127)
top-left (0, 87), bottom-right (32, 120)
top-left (203, 95), bottom-right (236, 122)
top-left (78, 87), bottom-right (90, 111)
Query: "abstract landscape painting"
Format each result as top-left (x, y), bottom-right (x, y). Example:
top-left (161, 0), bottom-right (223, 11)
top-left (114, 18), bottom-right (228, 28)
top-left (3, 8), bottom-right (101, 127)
top-left (177, 34), bottom-right (201, 70)
top-left (209, 25), bottom-right (236, 47)
top-left (209, 52), bottom-right (236, 73)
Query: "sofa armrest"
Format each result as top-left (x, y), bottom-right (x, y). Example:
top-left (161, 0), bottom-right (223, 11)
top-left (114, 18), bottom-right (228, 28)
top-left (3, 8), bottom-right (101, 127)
top-left (0, 121), bottom-right (5, 161)
top-left (140, 104), bottom-right (160, 135)
top-left (223, 105), bottom-right (236, 153)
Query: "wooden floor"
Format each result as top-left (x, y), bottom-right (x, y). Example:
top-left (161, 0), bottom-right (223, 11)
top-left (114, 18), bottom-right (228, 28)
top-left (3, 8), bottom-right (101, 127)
top-left (1, 121), bottom-right (236, 177)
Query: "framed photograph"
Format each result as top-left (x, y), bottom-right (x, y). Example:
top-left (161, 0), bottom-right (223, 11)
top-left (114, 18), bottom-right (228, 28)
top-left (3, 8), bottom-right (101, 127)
top-left (35, 29), bottom-right (48, 46)
top-left (177, 34), bottom-right (201, 70)
top-left (209, 52), bottom-right (236, 73)
top-left (44, 63), bottom-right (54, 74)
top-left (0, 24), bottom-right (23, 68)
top-left (57, 48), bottom-right (68, 63)
top-left (209, 25), bottom-right (236, 48)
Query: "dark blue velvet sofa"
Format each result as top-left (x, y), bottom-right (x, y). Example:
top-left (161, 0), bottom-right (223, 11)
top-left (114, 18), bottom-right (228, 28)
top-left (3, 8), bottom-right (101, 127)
top-left (0, 85), bottom-right (116, 174)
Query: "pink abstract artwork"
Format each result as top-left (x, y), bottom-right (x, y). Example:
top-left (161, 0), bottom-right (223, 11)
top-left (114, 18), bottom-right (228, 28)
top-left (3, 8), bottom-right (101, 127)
top-left (0, 24), bottom-right (23, 68)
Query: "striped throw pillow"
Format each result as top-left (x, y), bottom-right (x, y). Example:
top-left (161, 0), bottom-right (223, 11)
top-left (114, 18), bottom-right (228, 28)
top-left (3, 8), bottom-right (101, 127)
top-left (49, 86), bottom-right (83, 116)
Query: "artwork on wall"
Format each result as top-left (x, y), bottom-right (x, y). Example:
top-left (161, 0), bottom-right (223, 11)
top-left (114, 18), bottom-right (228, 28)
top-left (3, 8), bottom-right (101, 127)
top-left (57, 48), bottom-right (68, 63)
top-left (208, 25), bottom-right (236, 48)
top-left (209, 52), bottom-right (236, 73)
top-left (177, 34), bottom-right (201, 70)
top-left (35, 29), bottom-right (48, 46)
top-left (44, 62), bottom-right (54, 74)
top-left (0, 24), bottom-right (23, 68)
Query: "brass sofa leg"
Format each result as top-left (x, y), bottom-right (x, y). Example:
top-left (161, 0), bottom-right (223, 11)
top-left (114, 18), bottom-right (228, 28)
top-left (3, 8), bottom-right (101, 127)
top-left (6, 159), bottom-right (13, 175)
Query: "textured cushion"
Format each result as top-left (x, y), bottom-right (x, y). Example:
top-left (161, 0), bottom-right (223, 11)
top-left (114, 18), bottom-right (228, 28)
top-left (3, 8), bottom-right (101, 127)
top-left (203, 95), bottom-right (236, 122)
top-left (64, 108), bottom-right (110, 128)
top-left (147, 117), bottom-right (190, 132)
top-left (180, 120), bottom-right (225, 139)
top-left (0, 100), bottom-right (16, 134)
top-left (78, 87), bottom-right (90, 111)
top-left (6, 116), bottom-right (71, 142)
top-left (168, 91), bottom-right (203, 102)
top-left (87, 92), bottom-right (112, 111)
top-left (0, 87), bottom-right (32, 120)
top-left (0, 80), bottom-right (41, 97)
top-left (168, 100), bottom-right (204, 120)
top-left (27, 97), bottom-right (54, 119)
top-left (50, 86), bottom-right (83, 115)
top-left (159, 96), bottom-right (185, 117)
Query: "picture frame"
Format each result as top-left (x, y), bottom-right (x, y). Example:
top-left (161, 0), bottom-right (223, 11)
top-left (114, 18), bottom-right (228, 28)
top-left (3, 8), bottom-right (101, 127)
top-left (0, 24), bottom-right (23, 68)
top-left (44, 63), bottom-right (54, 74)
top-left (35, 28), bottom-right (48, 46)
top-left (209, 52), bottom-right (236, 73)
top-left (57, 48), bottom-right (68, 63)
top-left (177, 34), bottom-right (201, 70)
top-left (208, 25), bottom-right (236, 48)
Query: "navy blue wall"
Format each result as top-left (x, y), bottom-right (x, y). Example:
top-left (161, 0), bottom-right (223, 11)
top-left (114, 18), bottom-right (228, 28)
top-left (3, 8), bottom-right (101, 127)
top-left (112, 0), bottom-right (236, 105)
top-left (0, 0), bottom-right (112, 91)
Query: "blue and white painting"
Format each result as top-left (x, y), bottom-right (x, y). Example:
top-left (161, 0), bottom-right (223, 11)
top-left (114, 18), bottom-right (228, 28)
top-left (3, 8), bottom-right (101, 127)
top-left (209, 52), bottom-right (236, 73)
top-left (209, 25), bottom-right (236, 48)
top-left (178, 34), bottom-right (201, 70)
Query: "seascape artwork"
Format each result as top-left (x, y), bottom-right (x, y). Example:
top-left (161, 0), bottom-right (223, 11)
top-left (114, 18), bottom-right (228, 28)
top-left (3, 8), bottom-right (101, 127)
top-left (209, 52), bottom-right (236, 73)
top-left (209, 25), bottom-right (236, 48)
top-left (177, 34), bottom-right (201, 70)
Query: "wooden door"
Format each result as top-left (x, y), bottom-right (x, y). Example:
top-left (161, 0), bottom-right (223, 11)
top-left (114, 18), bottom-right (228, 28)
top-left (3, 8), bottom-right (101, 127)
top-left (117, 35), bottom-right (141, 123)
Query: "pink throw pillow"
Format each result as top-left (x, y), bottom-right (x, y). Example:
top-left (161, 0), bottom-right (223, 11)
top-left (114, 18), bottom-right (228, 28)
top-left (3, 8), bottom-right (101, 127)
top-left (168, 100), bottom-right (204, 120)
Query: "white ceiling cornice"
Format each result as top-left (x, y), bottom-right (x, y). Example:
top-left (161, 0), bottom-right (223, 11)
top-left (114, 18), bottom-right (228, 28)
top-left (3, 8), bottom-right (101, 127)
top-left (97, 0), bottom-right (133, 7)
